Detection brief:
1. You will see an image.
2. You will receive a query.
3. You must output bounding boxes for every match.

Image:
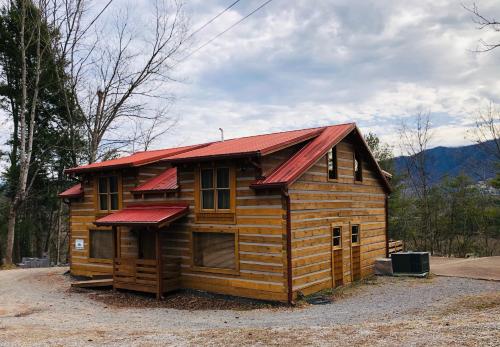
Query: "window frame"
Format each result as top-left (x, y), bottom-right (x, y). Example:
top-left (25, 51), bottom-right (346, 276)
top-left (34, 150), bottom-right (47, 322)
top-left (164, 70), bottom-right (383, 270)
top-left (332, 226), bottom-right (342, 249)
top-left (190, 229), bottom-right (239, 275)
top-left (351, 224), bottom-right (360, 245)
top-left (96, 174), bottom-right (121, 213)
top-left (327, 146), bottom-right (339, 181)
top-left (88, 229), bottom-right (114, 263)
top-left (353, 151), bottom-right (363, 182)
top-left (195, 165), bottom-right (236, 219)
top-left (200, 167), bottom-right (232, 212)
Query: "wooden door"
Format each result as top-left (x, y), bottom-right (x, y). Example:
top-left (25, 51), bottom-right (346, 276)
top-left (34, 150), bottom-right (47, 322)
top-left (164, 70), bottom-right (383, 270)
top-left (331, 224), bottom-right (344, 287)
top-left (350, 223), bottom-right (361, 282)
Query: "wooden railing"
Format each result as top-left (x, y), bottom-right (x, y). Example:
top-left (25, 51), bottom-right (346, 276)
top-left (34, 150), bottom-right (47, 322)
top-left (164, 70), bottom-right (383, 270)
top-left (388, 240), bottom-right (404, 254)
top-left (113, 258), bottom-right (158, 293)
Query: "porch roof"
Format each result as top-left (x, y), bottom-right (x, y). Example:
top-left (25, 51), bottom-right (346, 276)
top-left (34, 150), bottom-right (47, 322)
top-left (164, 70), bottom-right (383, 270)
top-left (94, 204), bottom-right (189, 227)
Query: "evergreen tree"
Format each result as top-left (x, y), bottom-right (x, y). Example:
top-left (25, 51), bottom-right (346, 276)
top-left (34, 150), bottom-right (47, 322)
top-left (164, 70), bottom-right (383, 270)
top-left (0, 0), bottom-right (85, 263)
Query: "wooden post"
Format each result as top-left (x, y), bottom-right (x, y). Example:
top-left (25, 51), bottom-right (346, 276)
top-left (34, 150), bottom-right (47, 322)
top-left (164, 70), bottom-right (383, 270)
top-left (155, 228), bottom-right (162, 300)
top-left (112, 226), bottom-right (117, 292)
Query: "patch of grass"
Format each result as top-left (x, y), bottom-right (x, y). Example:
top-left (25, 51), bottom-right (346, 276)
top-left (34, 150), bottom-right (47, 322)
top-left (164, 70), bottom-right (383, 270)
top-left (439, 292), bottom-right (500, 315)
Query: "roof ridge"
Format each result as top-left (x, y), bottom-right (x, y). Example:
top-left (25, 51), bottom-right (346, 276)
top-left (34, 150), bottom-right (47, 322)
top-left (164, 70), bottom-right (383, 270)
top-left (132, 142), bottom-right (213, 155)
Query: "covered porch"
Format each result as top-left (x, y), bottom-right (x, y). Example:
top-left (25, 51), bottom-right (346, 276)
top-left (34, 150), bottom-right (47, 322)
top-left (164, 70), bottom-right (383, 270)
top-left (94, 204), bottom-right (189, 299)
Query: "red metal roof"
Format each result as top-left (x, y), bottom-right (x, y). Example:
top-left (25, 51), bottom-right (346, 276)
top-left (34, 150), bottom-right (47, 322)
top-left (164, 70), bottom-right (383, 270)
top-left (58, 183), bottom-right (83, 198)
top-left (64, 123), bottom-right (390, 193)
top-left (252, 123), bottom-right (355, 187)
top-left (167, 127), bottom-right (325, 161)
top-left (65, 144), bottom-right (208, 174)
top-left (131, 167), bottom-right (178, 193)
top-left (94, 204), bottom-right (189, 226)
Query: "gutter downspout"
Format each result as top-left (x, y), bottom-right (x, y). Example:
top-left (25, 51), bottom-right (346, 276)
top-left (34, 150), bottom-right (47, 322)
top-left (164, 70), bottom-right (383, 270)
top-left (282, 187), bottom-right (294, 305)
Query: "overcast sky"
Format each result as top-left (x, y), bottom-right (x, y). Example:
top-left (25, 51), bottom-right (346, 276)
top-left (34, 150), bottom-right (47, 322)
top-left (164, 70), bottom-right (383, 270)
top-left (1, 0), bottom-right (500, 157)
top-left (159, 0), bottom-right (500, 153)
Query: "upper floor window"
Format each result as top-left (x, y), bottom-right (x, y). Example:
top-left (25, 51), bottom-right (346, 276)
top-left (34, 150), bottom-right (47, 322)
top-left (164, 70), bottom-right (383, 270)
top-left (327, 147), bottom-right (338, 180)
top-left (98, 175), bottom-right (119, 211)
top-left (201, 167), bottom-right (231, 211)
top-left (354, 152), bottom-right (363, 182)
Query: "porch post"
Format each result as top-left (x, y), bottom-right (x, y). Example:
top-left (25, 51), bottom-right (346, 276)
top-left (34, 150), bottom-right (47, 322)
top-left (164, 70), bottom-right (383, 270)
top-left (112, 226), bottom-right (117, 292)
top-left (156, 228), bottom-right (162, 300)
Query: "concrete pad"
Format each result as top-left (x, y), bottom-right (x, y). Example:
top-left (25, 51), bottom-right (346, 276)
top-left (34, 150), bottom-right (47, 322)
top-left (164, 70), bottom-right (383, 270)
top-left (431, 256), bottom-right (500, 281)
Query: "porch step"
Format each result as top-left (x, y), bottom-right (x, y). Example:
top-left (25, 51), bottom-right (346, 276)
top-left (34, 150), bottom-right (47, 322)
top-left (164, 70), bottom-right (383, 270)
top-left (71, 279), bottom-right (113, 288)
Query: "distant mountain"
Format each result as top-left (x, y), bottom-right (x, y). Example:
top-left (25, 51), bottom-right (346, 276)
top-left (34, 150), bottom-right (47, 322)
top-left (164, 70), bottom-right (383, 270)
top-left (393, 140), bottom-right (498, 184)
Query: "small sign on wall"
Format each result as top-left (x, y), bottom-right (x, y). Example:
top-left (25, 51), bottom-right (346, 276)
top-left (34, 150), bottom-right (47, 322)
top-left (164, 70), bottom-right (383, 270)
top-left (75, 239), bottom-right (84, 250)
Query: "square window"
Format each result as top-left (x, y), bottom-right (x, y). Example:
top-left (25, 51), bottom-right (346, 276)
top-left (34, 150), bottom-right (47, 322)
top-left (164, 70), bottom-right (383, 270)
top-left (89, 230), bottom-right (113, 259)
top-left (193, 232), bottom-right (236, 269)
top-left (199, 167), bottom-right (232, 212)
top-left (98, 176), bottom-right (119, 211)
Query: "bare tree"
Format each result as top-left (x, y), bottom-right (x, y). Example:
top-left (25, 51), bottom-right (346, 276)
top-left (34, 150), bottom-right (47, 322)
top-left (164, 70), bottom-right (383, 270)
top-left (469, 102), bottom-right (500, 160)
top-left (129, 106), bottom-right (179, 152)
top-left (463, 2), bottom-right (500, 52)
top-left (399, 112), bottom-right (435, 253)
top-left (47, 0), bottom-right (188, 163)
top-left (4, 0), bottom-right (44, 265)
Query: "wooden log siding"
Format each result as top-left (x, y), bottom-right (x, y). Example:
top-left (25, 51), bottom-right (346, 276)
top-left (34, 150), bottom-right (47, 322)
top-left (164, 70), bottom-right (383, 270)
top-left (76, 148), bottom-right (293, 301)
top-left (289, 140), bottom-right (387, 296)
top-left (68, 138), bottom-right (388, 301)
top-left (156, 162), bottom-right (288, 301)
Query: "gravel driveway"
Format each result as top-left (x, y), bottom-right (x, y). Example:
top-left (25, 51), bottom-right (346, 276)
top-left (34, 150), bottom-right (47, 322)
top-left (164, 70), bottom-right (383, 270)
top-left (0, 267), bottom-right (499, 346)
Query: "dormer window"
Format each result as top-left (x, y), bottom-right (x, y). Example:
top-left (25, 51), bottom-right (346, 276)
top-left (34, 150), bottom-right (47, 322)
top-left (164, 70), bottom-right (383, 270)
top-left (327, 147), bottom-right (338, 180)
top-left (354, 152), bottom-right (362, 182)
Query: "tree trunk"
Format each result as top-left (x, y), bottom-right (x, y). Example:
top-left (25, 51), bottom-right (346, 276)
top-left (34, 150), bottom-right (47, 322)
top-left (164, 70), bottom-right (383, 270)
top-left (4, 203), bottom-right (17, 265)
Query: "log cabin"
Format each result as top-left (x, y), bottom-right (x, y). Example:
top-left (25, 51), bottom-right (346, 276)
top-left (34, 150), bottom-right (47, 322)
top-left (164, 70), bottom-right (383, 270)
top-left (59, 123), bottom-right (391, 304)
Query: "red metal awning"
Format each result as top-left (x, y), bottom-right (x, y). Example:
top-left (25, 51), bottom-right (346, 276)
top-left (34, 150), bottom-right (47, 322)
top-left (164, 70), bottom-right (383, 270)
top-left (131, 167), bottom-right (178, 193)
top-left (94, 204), bottom-right (189, 227)
top-left (58, 183), bottom-right (83, 198)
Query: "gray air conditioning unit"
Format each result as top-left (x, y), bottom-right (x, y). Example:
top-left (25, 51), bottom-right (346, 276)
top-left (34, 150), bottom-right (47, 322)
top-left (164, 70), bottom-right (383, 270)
top-left (390, 252), bottom-right (430, 275)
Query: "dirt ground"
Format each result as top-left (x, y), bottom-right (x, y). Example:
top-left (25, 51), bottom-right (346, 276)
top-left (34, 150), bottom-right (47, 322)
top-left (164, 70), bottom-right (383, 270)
top-left (0, 267), bottom-right (499, 346)
top-left (431, 256), bottom-right (500, 281)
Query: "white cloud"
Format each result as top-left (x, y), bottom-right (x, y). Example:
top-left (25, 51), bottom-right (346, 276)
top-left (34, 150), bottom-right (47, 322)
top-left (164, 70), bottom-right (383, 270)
top-left (2, 0), bottom-right (500, 161)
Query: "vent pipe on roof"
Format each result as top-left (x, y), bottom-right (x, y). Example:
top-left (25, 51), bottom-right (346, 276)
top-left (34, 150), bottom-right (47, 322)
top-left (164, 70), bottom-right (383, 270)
top-left (219, 128), bottom-right (224, 142)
